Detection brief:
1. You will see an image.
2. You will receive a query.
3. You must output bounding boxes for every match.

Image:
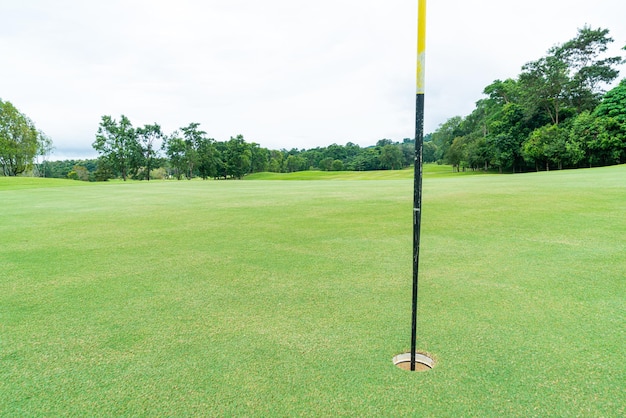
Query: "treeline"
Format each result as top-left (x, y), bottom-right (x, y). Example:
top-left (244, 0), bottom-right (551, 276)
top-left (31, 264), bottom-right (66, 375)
top-left (429, 27), bottom-right (626, 173)
top-left (45, 134), bottom-right (423, 181)
top-left (87, 114), bottom-right (432, 181)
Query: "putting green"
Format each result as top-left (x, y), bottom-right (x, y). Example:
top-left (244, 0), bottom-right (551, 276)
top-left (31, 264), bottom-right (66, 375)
top-left (1, 165), bottom-right (624, 416)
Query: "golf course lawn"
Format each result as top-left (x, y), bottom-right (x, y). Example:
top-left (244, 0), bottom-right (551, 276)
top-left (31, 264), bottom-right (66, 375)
top-left (1, 165), bottom-right (624, 416)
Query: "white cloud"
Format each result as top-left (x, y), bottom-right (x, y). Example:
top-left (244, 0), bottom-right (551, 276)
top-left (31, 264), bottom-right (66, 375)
top-left (1, 0), bottom-right (625, 159)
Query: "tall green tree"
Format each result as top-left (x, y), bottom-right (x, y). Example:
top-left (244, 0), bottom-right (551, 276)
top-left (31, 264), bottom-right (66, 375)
top-left (431, 116), bottom-right (463, 163)
top-left (556, 27), bottom-right (623, 113)
top-left (379, 144), bottom-right (403, 169)
top-left (519, 27), bottom-right (622, 126)
top-left (300, 148), bottom-right (321, 170)
top-left (567, 110), bottom-right (597, 167)
top-left (519, 54), bottom-right (570, 125)
top-left (135, 123), bottom-right (164, 180)
top-left (268, 149), bottom-right (284, 173)
top-left (318, 157), bottom-right (333, 171)
top-left (522, 124), bottom-right (569, 171)
top-left (465, 137), bottom-right (492, 171)
top-left (330, 159), bottom-right (344, 171)
top-left (249, 143), bottom-right (269, 173)
top-left (446, 136), bottom-right (468, 172)
top-left (592, 78), bottom-right (626, 164)
top-left (324, 143), bottom-right (348, 162)
top-left (486, 101), bottom-right (533, 172)
top-left (162, 134), bottom-right (187, 180)
top-left (0, 99), bottom-right (42, 176)
top-left (423, 141), bottom-right (437, 163)
top-left (93, 115), bottom-right (137, 181)
top-left (196, 136), bottom-right (218, 180)
top-left (347, 148), bottom-right (379, 171)
top-left (285, 154), bottom-right (306, 172)
top-left (225, 135), bottom-right (251, 179)
top-left (179, 123), bottom-right (205, 179)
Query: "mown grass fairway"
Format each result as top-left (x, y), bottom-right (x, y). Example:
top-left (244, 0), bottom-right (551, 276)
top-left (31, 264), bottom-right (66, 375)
top-left (1, 165), bottom-right (624, 416)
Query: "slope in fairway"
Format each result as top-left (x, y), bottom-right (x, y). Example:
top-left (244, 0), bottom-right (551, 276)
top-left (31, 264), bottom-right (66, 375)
top-left (1, 165), bottom-right (624, 416)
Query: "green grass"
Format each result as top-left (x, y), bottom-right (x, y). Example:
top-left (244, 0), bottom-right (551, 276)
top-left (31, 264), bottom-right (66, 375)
top-left (0, 176), bottom-right (92, 190)
top-left (1, 166), bottom-right (624, 416)
top-left (245, 164), bottom-right (489, 180)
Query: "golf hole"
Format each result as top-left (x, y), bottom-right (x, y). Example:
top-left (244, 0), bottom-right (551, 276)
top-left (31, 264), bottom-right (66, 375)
top-left (393, 352), bottom-right (434, 371)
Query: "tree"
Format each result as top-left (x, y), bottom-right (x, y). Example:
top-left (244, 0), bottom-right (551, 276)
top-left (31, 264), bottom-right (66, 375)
top-left (344, 142), bottom-right (362, 160)
top-left (488, 133), bottom-right (518, 173)
top-left (519, 27), bottom-right (622, 126)
top-left (567, 111), bottom-right (597, 167)
top-left (300, 148), bottom-right (321, 170)
top-left (161, 125), bottom-right (208, 180)
top-left (519, 54), bottom-right (570, 125)
top-left (592, 78), bottom-right (626, 164)
top-left (565, 79), bottom-right (626, 168)
top-left (249, 143), bottom-right (269, 173)
top-left (196, 136), bottom-right (218, 179)
top-left (446, 136), bottom-right (468, 172)
top-left (379, 144), bottom-right (403, 169)
top-left (555, 27), bottom-right (623, 113)
top-left (93, 158), bottom-right (114, 181)
top-left (543, 124), bottom-right (570, 170)
top-left (376, 138), bottom-right (394, 147)
top-left (224, 135), bottom-right (251, 179)
top-left (162, 134), bottom-right (187, 180)
top-left (483, 78), bottom-right (521, 105)
top-left (324, 143), bottom-right (347, 161)
top-left (486, 101), bottom-right (531, 172)
top-left (67, 164), bottom-right (90, 181)
top-left (522, 125), bottom-right (565, 171)
top-left (285, 154), bottom-right (306, 172)
top-left (180, 123), bottom-right (206, 179)
top-left (476, 79), bottom-right (536, 172)
top-left (93, 115), bottom-right (138, 181)
top-left (465, 136), bottom-right (492, 171)
top-left (268, 149), bottom-right (285, 173)
top-left (0, 99), bottom-right (42, 176)
top-left (431, 116), bottom-right (463, 162)
top-left (330, 159), bottom-right (344, 171)
top-left (423, 141), bottom-right (437, 163)
top-left (318, 157), bottom-right (333, 171)
top-left (135, 123), bottom-right (164, 180)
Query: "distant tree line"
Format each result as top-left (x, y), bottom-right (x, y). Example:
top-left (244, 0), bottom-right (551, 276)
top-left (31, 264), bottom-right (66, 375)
top-left (61, 118), bottom-right (421, 181)
top-left (43, 136), bottom-right (435, 181)
top-left (429, 27), bottom-right (626, 173)
top-left (40, 159), bottom-right (99, 181)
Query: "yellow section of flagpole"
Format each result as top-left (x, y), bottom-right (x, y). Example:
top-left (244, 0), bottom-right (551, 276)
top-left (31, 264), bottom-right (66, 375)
top-left (416, 0), bottom-right (426, 94)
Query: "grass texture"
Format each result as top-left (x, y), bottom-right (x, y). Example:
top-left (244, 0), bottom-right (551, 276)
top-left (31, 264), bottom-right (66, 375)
top-left (1, 165), bottom-right (624, 416)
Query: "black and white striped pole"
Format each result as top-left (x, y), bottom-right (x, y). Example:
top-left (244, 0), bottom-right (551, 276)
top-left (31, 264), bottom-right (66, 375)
top-left (410, 0), bottom-right (426, 372)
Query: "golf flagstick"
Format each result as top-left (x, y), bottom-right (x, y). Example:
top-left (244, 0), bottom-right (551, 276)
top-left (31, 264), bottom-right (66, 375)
top-left (411, 0), bottom-right (426, 372)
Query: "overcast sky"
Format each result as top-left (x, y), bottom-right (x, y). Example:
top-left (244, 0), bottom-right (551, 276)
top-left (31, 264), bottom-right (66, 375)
top-left (2, 0), bottom-right (625, 159)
